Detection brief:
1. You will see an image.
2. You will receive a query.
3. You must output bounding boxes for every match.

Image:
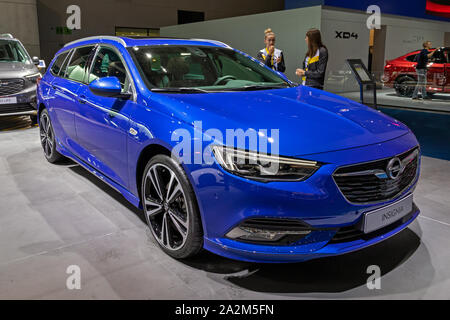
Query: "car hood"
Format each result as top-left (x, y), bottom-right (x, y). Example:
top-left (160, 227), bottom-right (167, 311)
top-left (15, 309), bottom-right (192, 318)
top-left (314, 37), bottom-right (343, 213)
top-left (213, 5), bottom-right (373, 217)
top-left (0, 62), bottom-right (38, 78)
top-left (150, 86), bottom-right (410, 157)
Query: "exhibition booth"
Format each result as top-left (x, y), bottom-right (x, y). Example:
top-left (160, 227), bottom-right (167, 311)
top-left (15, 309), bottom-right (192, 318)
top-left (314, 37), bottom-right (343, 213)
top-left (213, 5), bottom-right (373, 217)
top-left (161, 4), bottom-right (450, 112)
top-left (1, 0), bottom-right (450, 303)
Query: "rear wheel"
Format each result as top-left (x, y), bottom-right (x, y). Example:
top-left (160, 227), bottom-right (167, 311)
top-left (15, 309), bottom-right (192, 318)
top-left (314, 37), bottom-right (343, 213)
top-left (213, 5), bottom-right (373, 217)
top-left (39, 109), bottom-right (63, 163)
top-left (394, 76), bottom-right (416, 97)
top-left (141, 155), bottom-right (203, 259)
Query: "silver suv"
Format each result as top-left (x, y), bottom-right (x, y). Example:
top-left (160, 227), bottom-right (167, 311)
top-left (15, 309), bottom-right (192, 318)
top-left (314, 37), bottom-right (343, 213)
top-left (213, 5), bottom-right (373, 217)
top-left (0, 34), bottom-right (44, 123)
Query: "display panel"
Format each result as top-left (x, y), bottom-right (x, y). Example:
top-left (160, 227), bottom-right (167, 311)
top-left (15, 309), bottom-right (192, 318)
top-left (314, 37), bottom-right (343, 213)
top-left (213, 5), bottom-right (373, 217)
top-left (346, 59), bottom-right (374, 84)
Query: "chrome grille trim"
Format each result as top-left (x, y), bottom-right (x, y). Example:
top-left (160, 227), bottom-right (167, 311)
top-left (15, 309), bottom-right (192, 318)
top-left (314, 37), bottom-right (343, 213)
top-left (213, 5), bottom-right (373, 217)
top-left (0, 78), bottom-right (25, 96)
top-left (332, 147), bottom-right (420, 204)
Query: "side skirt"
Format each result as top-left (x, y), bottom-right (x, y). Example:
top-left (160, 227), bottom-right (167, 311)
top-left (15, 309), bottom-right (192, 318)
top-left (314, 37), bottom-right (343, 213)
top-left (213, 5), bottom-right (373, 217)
top-left (56, 141), bottom-right (142, 209)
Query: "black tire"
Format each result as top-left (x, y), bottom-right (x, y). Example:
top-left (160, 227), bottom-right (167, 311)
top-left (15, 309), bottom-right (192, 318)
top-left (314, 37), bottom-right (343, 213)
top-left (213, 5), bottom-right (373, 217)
top-left (141, 154), bottom-right (203, 259)
top-left (394, 76), bottom-right (416, 97)
top-left (39, 109), bottom-right (64, 163)
top-left (30, 114), bottom-right (38, 125)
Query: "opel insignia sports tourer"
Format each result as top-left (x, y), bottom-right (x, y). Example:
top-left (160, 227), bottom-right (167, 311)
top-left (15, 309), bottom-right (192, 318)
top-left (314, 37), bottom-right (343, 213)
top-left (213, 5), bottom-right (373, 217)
top-left (37, 36), bottom-right (421, 263)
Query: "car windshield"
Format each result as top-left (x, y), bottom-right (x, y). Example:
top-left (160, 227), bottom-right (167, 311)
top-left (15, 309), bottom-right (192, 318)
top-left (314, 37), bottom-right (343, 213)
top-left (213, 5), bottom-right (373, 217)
top-left (129, 45), bottom-right (291, 92)
top-left (0, 40), bottom-right (30, 63)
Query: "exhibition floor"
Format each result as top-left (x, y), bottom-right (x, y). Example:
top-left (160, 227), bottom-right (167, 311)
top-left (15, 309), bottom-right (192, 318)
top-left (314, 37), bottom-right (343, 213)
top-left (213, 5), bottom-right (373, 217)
top-left (380, 107), bottom-right (450, 161)
top-left (341, 88), bottom-right (450, 113)
top-left (1, 117), bottom-right (450, 299)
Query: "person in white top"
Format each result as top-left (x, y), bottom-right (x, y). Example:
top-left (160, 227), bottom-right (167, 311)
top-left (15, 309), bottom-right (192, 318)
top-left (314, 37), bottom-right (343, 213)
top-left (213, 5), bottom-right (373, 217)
top-left (256, 28), bottom-right (286, 73)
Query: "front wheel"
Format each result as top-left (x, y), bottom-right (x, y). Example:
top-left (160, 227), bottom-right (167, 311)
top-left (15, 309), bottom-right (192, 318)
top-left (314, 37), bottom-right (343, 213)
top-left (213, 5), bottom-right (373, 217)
top-left (141, 155), bottom-right (203, 259)
top-left (39, 109), bottom-right (64, 163)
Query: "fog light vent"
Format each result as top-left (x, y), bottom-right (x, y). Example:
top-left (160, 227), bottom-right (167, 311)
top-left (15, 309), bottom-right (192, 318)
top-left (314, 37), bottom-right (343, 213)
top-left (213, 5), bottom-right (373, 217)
top-left (226, 218), bottom-right (312, 245)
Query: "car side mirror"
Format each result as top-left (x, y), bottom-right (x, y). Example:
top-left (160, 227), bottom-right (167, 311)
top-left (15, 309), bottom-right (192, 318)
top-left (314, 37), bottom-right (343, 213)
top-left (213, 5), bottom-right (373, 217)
top-left (32, 56), bottom-right (40, 65)
top-left (89, 76), bottom-right (131, 99)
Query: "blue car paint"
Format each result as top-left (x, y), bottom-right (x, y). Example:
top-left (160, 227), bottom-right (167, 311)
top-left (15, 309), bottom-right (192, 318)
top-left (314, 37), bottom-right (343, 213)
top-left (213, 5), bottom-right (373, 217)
top-left (37, 37), bottom-right (421, 263)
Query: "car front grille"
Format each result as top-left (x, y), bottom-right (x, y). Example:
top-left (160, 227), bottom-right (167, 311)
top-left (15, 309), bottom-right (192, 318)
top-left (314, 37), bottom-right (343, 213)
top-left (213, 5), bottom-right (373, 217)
top-left (333, 147), bottom-right (419, 204)
top-left (0, 103), bottom-right (35, 115)
top-left (0, 78), bottom-right (25, 96)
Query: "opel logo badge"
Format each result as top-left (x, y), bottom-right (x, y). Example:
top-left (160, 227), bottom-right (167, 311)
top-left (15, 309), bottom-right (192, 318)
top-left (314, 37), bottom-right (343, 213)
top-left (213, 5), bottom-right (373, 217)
top-left (386, 157), bottom-right (404, 180)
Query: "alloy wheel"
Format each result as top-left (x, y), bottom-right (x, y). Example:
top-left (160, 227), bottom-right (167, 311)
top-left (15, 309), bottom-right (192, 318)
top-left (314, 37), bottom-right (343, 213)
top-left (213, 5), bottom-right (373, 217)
top-left (143, 163), bottom-right (189, 251)
top-left (40, 113), bottom-right (54, 159)
top-left (395, 78), bottom-right (415, 97)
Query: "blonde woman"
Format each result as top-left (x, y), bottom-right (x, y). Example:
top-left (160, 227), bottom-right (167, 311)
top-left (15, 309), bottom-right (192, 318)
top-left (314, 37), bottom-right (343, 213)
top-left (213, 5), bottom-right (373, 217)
top-left (257, 28), bottom-right (286, 72)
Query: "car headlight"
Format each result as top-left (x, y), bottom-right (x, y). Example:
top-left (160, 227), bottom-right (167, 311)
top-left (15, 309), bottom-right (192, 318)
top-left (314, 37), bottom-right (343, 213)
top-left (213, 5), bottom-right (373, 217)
top-left (25, 73), bottom-right (42, 84)
top-left (211, 145), bottom-right (320, 182)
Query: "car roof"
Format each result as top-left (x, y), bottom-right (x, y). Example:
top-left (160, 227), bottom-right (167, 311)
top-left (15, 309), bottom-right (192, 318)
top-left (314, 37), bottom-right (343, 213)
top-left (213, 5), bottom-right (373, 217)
top-left (405, 47), bottom-right (450, 55)
top-left (60, 36), bottom-right (231, 54)
top-left (0, 33), bottom-right (16, 40)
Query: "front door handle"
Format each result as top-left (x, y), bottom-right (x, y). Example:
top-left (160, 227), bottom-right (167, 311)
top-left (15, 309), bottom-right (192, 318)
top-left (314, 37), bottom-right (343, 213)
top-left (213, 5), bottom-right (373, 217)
top-left (78, 95), bottom-right (87, 104)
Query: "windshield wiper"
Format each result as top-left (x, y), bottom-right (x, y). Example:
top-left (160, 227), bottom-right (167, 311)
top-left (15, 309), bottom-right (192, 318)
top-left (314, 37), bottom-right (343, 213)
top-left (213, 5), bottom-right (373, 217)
top-left (232, 84), bottom-right (291, 91)
top-left (150, 87), bottom-right (209, 93)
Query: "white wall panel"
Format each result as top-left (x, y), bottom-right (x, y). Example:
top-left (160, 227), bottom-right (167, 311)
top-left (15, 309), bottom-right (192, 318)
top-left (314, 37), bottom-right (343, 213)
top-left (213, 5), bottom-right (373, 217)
top-left (161, 6), bottom-right (323, 81)
top-left (0, 0), bottom-right (40, 57)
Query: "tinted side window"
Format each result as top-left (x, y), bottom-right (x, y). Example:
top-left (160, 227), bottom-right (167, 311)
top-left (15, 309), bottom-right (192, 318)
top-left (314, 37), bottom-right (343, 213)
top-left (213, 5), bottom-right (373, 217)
top-left (431, 48), bottom-right (447, 64)
top-left (405, 54), bottom-right (417, 62)
top-left (88, 47), bottom-right (129, 91)
top-left (64, 46), bottom-right (95, 82)
top-left (50, 51), bottom-right (69, 76)
top-left (59, 49), bottom-right (73, 77)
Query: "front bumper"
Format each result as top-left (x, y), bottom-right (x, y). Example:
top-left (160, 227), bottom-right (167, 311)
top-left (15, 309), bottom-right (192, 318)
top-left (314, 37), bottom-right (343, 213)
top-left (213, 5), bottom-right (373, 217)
top-left (191, 131), bottom-right (421, 263)
top-left (204, 205), bottom-right (419, 263)
top-left (0, 85), bottom-right (37, 117)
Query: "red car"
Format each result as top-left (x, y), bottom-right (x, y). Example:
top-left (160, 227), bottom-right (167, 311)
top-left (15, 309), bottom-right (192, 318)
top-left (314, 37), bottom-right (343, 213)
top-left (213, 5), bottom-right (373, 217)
top-left (383, 47), bottom-right (450, 97)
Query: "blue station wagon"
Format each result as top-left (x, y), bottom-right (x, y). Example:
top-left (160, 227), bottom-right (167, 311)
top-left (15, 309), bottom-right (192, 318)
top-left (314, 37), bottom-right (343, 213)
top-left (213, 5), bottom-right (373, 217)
top-left (37, 36), bottom-right (421, 262)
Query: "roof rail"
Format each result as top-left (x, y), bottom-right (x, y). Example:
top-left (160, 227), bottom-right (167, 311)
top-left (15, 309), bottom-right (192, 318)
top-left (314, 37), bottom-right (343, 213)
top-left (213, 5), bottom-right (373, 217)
top-left (123, 36), bottom-right (191, 40)
top-left (64, 36), bottom-right (127, 48)
top-left (189, 38), bottom-right (231, 48)
top-left (0, 33), bottom-right (14, 39)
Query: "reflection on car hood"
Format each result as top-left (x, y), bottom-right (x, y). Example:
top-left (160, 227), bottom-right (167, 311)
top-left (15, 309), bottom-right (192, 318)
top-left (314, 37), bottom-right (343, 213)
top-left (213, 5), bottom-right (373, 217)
top-left (151, 85), bottom-right (410, 156)
top-left (0, 62), bottom-right (38, 78)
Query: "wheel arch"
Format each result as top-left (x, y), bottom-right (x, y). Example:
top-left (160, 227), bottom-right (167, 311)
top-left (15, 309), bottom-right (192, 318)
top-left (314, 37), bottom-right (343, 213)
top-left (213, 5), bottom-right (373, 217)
top-left (37, 103), bottom-right (47, 124)
top-left (135, 143), bottom-right (172, 200)
top-left (395, 73), bottom-right (417, 83)
top-left (135, 142), bottom-right (206, 241)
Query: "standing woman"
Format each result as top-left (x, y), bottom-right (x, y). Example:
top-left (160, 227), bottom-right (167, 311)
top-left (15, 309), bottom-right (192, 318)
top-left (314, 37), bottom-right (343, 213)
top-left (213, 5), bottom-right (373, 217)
top-left (296, 29), bottom-right (328, 89)
top-left (257, 28), bottom-right (286, 73)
